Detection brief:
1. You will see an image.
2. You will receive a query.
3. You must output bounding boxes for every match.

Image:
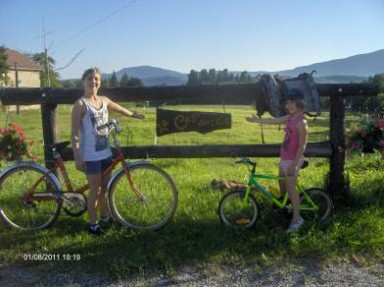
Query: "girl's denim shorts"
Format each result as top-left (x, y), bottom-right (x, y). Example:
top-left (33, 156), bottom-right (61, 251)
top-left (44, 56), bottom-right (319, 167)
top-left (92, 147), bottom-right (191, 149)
top-left (84, 156), bottom-right (112, 175)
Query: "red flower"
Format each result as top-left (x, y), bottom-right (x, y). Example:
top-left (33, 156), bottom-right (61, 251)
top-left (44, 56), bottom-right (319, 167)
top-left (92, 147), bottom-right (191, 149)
top-left (0, 122), bottom-right (35, 162)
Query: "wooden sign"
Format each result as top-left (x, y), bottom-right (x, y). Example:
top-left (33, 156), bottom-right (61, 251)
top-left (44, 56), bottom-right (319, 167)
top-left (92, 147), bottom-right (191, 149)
top-left (156, 109), bottom-right (231, 136)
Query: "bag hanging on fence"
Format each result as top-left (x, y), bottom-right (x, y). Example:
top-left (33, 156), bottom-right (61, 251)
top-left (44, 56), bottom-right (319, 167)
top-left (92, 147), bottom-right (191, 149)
top-left (281, 72), bottom-right (322, 117)
top-left (256, 72), bottom-right (321, 118)
top-left (258, 74), bottom-right (284, 118)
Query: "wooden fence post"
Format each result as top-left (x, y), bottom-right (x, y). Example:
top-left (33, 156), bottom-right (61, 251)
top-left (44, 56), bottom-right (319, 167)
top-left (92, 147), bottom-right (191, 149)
top-left (329, 90), bottom-right (347, 203)
top-left (41, 89), bottom-right (59, 169)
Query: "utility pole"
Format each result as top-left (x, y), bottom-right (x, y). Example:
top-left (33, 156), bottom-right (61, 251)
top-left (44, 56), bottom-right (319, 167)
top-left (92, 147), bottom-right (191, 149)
top-left (44, 48), bottom-right (51, 87)
top-left (14, 62), bottom-right (20, 114)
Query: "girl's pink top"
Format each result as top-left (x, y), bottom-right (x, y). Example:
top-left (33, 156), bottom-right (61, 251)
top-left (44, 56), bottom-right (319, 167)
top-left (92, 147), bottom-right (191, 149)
top-left (280, 113), bottom-right (305, 160)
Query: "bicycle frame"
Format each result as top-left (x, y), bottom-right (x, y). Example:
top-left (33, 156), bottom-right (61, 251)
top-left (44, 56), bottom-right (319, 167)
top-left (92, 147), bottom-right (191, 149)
top-left (242, 165), bottom-right (319, 213)
top-left (26, 122), bottom-right (148, 203)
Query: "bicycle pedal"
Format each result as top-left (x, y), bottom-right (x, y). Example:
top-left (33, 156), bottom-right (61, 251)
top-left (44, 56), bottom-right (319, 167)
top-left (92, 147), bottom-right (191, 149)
top-left (236, 218), bottom-right (251, 225)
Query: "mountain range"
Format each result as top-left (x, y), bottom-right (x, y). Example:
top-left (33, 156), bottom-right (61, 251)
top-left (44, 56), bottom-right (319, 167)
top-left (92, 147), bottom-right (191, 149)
top-left (104, 49), bottom-right (384, 86)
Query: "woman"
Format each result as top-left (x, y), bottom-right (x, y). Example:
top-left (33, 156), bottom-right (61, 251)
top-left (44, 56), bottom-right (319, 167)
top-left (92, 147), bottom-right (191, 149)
top-left (246, 89), bottom-right (308, 233)
top-left (71, 67), bottom-right (144, 235)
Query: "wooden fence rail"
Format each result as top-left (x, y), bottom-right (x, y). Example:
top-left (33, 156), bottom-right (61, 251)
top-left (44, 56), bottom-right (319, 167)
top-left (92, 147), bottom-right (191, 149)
top-left (0, 83), bottom-right (378, 105)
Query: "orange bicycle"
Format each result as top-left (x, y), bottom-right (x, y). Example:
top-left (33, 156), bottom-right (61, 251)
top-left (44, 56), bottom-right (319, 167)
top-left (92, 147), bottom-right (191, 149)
top-left (0, 119), bottom-right (178, 231)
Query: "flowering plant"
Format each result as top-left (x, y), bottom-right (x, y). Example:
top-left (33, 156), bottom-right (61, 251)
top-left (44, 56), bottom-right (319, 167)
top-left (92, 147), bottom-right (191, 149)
top-left (0, 122), bottom-right (35, 162)
top-left (346, 117), bottom-right (384, 156)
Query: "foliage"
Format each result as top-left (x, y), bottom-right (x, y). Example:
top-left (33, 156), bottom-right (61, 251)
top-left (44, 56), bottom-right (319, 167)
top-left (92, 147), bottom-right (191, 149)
top-left (187, 68), bottom-right (258, 85)
top-left (346, 116), bottom-right (384, 156)
top-left (29, 52), bottom-right (62, 87)
top-left (108, 71), bottom-right (119, 87)
top-left (119, 72), bottom-right (143, 87)
top-left (0, 122), bottom-right (35, 163)
top-left (0, 45), bottom-right (10, 86)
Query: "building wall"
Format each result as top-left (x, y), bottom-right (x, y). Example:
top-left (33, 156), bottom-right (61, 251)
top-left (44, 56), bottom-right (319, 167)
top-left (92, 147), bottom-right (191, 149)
top-left (6, 69), bottom-right (41, 88)
top-left (2, 70), bottom-right (41, 111)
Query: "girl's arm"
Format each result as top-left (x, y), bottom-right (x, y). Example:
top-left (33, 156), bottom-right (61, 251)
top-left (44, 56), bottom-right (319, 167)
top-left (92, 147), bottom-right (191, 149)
top-left (246, 114), bottom-right (290, 125)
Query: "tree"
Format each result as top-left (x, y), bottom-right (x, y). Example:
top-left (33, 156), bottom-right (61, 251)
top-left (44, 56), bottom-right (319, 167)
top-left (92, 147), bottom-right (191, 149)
top-left (119, 73), bottom-right (143, 87)
top-left (187, 70), bottom-right (200, 85)
top-left (119, 73), bottom-right (130, 86)
top-left (30, 52), bottom-right (61, 87)
top-left (109, 71), bottom-right (118, 87)
top-left (0, 46), bottom-right (9, 86)
top-left (208, 69), bottom-right (216, 84)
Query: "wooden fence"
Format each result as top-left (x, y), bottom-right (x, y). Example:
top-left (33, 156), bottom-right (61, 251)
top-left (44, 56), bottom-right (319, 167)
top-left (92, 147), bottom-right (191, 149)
top-left (1, 83), bottom-right (379, 202)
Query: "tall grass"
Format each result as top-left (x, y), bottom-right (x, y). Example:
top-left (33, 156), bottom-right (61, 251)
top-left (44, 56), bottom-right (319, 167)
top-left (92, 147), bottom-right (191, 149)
top-left (0, 106), bottom-right (383, 280)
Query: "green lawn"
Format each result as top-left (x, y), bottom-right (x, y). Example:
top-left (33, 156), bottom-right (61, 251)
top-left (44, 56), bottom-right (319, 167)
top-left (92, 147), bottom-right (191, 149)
top-left (0, 106), bottom-right (383, 281)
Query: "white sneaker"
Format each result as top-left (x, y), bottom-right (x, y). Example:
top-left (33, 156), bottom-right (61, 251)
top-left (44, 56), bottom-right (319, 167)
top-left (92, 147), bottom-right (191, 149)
top-left (287, 218), bottom-right (304, 233)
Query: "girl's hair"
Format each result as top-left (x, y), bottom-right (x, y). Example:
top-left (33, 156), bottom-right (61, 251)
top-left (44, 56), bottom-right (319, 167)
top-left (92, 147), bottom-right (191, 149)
top-left (81, 67), bottom-right (102, 81)
top-left (294, 99), bottom-right (305, 110)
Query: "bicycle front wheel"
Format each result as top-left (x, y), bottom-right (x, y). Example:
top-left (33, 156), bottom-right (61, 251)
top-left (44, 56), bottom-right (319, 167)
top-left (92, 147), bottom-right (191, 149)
top-left (300, 188), bottom-right (333, 222)
top-left (0, 164), bottom-right (62, 231)
top-left (218, 190), bottom-right (259, 229)
top-left (108, 163), bottom-right (178, 231)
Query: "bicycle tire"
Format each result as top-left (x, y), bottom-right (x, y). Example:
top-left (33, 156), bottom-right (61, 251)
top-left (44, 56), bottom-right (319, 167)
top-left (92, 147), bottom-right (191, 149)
top-left (218, 190), bottom-right (259, 229)
top-left (300, 188), bottom-right (333, 223)
top-left (108, 163), bottom-right (178, 231)
top-left (0, 163), bottom-right (62, 231)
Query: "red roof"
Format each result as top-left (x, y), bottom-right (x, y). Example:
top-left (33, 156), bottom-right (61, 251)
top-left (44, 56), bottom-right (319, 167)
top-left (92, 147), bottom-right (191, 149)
top-left (5, 49), bottom-right (43, 71)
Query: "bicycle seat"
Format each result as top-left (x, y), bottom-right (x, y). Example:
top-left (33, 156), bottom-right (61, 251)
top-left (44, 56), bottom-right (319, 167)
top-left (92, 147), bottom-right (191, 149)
top-left (301, 160), bottom-right (309, 169)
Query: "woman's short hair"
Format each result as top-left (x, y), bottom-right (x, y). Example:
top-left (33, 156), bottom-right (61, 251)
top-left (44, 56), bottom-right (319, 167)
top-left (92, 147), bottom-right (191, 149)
top-left (81, 67), bottom-right (102, 81)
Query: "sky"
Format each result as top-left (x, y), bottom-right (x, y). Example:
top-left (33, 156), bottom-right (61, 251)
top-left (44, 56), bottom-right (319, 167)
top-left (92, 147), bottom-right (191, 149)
top-left (1, 0), bottom-right (383, 79)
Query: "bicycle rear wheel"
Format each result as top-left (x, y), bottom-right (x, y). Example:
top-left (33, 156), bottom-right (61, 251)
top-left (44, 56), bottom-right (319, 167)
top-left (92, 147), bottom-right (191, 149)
top-left (108, 163), bottom-right (178, 231)
top-left (300, 188), bottom-right (333, 222)
top-left (218, 190), bottom-right (259, 229)
top-left (0, 163), bottom-right (62, 231)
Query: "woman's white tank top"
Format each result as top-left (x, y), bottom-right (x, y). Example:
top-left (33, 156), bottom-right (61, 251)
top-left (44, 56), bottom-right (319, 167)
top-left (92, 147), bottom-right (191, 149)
top-left (80, 97), bottom-right (112, 161)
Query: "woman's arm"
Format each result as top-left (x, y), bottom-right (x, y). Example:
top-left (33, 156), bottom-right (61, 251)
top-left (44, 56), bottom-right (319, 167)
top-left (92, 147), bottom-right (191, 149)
top-left (103, 96), bottom-right (144, 119)
top-left (246, 114), bottom-right (290, 125)
top-left (71, 100), bottom-right (85, 171)
top-left (103, 96), bottom-right (134, 117)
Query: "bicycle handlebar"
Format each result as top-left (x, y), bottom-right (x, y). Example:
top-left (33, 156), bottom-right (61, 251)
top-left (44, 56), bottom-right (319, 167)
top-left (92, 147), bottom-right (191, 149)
top-left (235, 157), bottom-right (256, 167)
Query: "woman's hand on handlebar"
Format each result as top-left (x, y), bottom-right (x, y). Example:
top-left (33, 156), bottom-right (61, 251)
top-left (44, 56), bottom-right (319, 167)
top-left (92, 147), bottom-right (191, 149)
top-left (131, 111), bottom-right (145, 120)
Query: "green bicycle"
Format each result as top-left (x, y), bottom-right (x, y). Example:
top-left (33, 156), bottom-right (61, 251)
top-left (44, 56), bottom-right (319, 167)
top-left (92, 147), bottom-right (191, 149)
top-left (218, 157), bottom-right (333, 229)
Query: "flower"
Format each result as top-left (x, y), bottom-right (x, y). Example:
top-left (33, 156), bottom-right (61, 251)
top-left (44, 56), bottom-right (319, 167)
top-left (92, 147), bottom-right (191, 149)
top-left (346, 117), bottom-right (384, 156)
top-left (0, 122), bottom-right (35, 162)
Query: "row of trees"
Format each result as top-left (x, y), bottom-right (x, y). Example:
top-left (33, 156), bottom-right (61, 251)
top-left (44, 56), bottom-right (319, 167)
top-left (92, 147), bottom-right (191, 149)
top-left (187, 68), bottom-right (259, 85)
top-left (61, 72), bottom-right (143, 89)
top-left (346, 74), bottom-right (384, 113)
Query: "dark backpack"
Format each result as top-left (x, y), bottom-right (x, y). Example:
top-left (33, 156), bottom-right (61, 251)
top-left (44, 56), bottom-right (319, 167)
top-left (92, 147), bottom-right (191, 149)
top-left (256, 72), bottom-right (321, 118)
top-left (281, 72), bottom-right (322, 116)
top-left (258, 74), bottom-right (284, 117)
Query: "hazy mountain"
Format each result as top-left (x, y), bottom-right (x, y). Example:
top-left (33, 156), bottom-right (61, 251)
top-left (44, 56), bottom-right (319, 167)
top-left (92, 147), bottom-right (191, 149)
top-left (275, 49), bottom-right (384, 79)
top-left (106, 66), bottom-right (188, 86)
top-left (102, 49), bottom-right (384, 86)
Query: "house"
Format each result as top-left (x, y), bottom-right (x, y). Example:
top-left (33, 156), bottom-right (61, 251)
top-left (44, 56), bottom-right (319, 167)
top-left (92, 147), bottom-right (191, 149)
top-left (2, 49), bottom-right (42, 111)
top-left (4, 49), bottom-right (42, 88)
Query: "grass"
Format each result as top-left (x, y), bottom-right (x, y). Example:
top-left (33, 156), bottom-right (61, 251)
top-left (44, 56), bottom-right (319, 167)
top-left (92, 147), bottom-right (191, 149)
top-left (0, 106), bottom-right (383, 282)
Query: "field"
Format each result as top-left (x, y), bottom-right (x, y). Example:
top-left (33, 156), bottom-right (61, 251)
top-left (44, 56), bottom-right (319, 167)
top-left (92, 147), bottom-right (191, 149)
top-left (0, 105), bottom-right (383, 284)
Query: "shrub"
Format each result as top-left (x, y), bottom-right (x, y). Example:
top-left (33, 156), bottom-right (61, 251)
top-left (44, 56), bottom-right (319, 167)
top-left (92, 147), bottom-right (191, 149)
top-left (346, 117), bottom-right (384, 156)
top-left (0, 122), bottom-right (35, 162)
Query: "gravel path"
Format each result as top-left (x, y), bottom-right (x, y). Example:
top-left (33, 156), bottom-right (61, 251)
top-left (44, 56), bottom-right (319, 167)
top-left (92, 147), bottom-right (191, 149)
top-left (1, 260), bottom-right (383, 286)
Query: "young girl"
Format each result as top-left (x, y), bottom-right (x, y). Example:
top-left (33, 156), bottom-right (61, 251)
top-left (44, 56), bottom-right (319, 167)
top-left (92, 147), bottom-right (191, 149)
top-left (246, 89), bottom-right (308, 233)
top-left (71, 67), bottom-right (144, 235)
